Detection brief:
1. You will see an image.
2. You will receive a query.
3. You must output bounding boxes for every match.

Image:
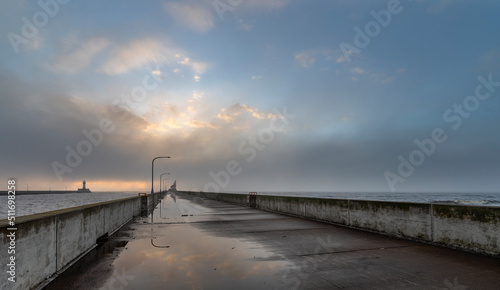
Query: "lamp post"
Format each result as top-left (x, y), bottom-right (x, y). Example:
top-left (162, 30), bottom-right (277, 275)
top-left (159, 172), bottom-right (170, 193)
top-left (151, 156), bottom-right (170, 194)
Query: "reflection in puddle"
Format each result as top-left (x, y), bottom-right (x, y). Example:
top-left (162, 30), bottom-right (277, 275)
top-left (102, 195), bottom-right (292, 289)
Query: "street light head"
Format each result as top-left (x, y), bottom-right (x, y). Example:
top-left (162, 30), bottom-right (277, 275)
top-left (152, 155), bottom-right (171, 194)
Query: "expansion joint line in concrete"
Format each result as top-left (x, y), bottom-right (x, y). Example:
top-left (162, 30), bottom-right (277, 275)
top-left (293, 245), bottom-right (418, 257)
top-left (430, 203), bottom-right (435, 242)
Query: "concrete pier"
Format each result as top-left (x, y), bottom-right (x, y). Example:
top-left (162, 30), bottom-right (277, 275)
top-left (44, 192), bottom-right (500, 289)
top-left (0, 190), bottom-right (89, 196)
top-left (184, 191), bottom-right (500, 256)
top-left (0, 192), bottom-right (164, 290)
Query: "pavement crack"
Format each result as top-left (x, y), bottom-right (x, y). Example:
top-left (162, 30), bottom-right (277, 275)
top-left (294, 245), bottom-right (417, 257)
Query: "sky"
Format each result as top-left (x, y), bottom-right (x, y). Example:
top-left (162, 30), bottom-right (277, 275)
top-left (1, 0), bottom-right (500, 193)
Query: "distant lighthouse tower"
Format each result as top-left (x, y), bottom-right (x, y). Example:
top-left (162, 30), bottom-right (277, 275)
top-left (77, 180), bottom-right (91, 193)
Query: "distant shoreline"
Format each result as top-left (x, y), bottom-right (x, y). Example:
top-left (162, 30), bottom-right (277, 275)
top-left (0, 190), bottom-right (91, 196)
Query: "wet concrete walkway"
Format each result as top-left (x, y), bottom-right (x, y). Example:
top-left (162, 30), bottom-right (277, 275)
top-left (46, 192), bottom-right (500, 289)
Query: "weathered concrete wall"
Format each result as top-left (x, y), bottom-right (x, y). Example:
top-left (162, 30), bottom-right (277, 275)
top-left (184, 191), bottom-right (249, 206)
top-left (348, 200), bottom-right (432, 241)
top-left (1, 215), bottom-right (58, 290)
top-left (258, 195), bottom-right (306, 217)
top-left (301, 197), bottom-right (349, 225)
top-left (0, 192), bottom-right (163, 290)
top-left (180, 191), bottom-right (500, 256)
top-left (432, 205), bottom-right (500, 256)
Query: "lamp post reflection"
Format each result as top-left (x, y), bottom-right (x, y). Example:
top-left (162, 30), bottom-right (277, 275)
top-left (159, 172), bottom-right (170, 193)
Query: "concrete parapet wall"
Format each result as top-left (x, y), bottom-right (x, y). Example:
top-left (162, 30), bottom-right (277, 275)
top-left (180, 191), bottom-right (500, 256)
top-left (432, 205), bottom-right (500, 255)
top-left (0, 192), bottom-right (162, 290)
top-left (214, 193), bottom-right (248, 205)
top-left (348, 200), bottom-right (432, 241)
top-left (302, 197), bottom-right (349, 225)
top-left (186, 191), bottom-right (248, 206)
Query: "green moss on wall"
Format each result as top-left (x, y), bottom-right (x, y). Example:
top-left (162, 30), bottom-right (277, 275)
top-left (350, 200), bottom-right (427, 213)
top-left (433, 206), bottom-right (500, 223)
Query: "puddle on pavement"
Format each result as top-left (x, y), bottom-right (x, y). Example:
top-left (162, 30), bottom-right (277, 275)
top-left (103, 224), bottom-right (292, 289)
top-left (48, 194), bottom-right (294, 289)
top-left (105, 195), bottom-right (292, 289)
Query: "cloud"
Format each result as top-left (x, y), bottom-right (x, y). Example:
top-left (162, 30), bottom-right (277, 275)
top-left (186, 120), bottom-right (217, 129)
top-left (177, 57), bottom-right (208, 74)
top-left (295, 53), bottom-right (316, 68)
top-left (164, 2), bottom-right (214, 32)
top-left (352, 67), bottom-right (365, 75)
top-left (217, 103), bottom-right (275, 122)
top-left (146, 101), bottom-right (180, 120)
top-left (238, 19), bottom-right (253, 31)
top-left (191, 91), bottom-right (205, 101)
top-left (99, 38), bottom-right (174, 75)
top-left (242, 0), bottom-right (291, 9)
top-left (3, 70), bottom-right (500, 193)
top-left (370, 72), bottom-right (394, 84)
top-left (294, 49), bottom-right (335, 68)
top-left (0, 74), bottom-right (155, 184)
top-left (350, 67), bottom-right (394, 84)
top-left (53, 37), bottom-right (110, 74)
top-left (99, 38), bottom-right (207, 76)
top-left (251, 75), bottom-right (262, 80)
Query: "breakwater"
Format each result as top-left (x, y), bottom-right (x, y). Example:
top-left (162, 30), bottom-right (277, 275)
top-left (0, 190), bottom-right (88, 196)
top-left (0, 192), bottom-right (164, 290)
top-left (181, 191), bottom-right (500, 257)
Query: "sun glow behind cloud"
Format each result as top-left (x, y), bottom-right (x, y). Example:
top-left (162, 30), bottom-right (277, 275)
top-left (2, 0), bottom-right (500, 193)
top-left (141, 94), bottom-right (278, 142)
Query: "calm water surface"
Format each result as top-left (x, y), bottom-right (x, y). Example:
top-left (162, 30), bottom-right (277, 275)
top-left (0, 191), bottom-right (137, 218)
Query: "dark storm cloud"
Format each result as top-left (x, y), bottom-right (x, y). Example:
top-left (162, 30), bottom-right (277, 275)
top-left (2, 66), bottom-right (500, 192)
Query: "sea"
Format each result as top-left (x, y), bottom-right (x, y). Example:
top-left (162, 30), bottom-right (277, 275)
top-left (0, 191), bottom-right (137, 218)
top-left (1, 191), bottom-right (499, 219)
